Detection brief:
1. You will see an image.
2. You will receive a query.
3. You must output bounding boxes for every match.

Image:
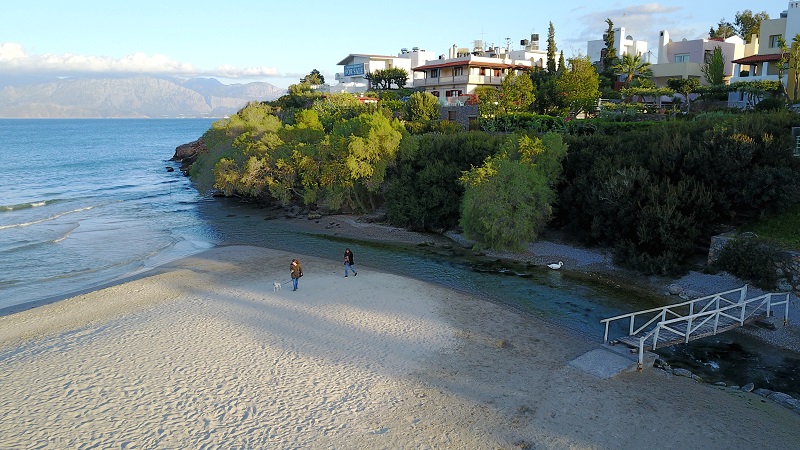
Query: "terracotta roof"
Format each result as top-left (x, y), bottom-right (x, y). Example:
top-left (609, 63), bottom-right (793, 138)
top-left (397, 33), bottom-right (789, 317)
top-left (732, 53), bottom-right (788, 64)
top-left (413, 59), bottom-right (529, 72)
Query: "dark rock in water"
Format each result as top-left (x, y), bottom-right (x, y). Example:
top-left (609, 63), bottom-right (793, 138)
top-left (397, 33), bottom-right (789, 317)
top-left (165, 166), bottom-right (174, 172)
top-left (171, 139), bottom-right (207, 175)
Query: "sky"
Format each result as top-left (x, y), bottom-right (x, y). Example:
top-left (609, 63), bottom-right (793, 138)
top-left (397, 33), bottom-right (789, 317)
top-left (0, 0), bottom-right (791, 89)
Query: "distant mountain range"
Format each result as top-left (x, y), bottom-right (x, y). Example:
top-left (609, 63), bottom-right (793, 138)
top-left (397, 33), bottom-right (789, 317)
top-left (0, 75), bottom-right (286, 118)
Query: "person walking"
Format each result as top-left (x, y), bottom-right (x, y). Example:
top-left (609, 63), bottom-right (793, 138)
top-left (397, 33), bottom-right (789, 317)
top-left (290, 258), bottom-right (303, 291)
top-left (344, 248), bottom-right (357, 277)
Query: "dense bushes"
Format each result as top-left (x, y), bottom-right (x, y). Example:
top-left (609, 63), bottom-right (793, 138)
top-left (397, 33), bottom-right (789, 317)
top-left (713, 235), bottom-right (786, 290)
top-left (555, 111), bottom-right (800, 275)
top-left (189, 99), bottom-right (800, 275)
top-left (384, 132), bottom-right (505, 231)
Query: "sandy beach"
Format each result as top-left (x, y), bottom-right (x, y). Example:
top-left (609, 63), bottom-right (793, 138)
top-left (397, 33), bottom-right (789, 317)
top-left (1, 244), bottom-right (798, 449)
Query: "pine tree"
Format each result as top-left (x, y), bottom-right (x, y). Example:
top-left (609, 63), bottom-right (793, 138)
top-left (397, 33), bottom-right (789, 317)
top-left (547, 22), bottom-right (557, 73)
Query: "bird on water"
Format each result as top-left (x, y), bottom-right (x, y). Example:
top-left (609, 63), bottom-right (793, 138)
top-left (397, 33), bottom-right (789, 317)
top-left (547, 261), bottom-right (563, 270)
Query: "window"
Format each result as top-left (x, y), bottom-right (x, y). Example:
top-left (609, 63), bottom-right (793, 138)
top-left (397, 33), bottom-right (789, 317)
top-left (445, 89), bottom-right (463, 97)
top-left (674, 53), bottom-right (689, 63)
top-left (770, 34), bottom-right (783, 48)
top-left (430, 69), bottom-right (439, 78)
top-left (454, 67), bottom-right (463, 76)
top-left (447, 110), bottom-right (457, 120)
top-left (431, 91), bottom-right (440, 97)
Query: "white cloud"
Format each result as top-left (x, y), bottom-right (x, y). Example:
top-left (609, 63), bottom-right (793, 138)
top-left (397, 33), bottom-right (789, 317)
top-left (0, 42), bottom-right (280, 80)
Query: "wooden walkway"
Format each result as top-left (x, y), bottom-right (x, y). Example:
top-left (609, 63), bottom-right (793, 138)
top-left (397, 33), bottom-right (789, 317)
top-left (601, 286), bottom-right (790, 369)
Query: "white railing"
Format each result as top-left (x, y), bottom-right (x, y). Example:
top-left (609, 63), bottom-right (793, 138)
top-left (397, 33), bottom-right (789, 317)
top-left (601, 285), bottom-right (791, 367)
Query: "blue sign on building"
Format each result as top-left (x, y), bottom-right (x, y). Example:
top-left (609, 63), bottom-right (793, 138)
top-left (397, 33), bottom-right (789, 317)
top-left (344, 63), bottom-right (365, 77)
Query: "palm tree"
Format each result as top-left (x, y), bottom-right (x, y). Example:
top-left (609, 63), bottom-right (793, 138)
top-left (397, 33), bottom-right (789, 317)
top-left (612, 53), bottom-right (653, 87)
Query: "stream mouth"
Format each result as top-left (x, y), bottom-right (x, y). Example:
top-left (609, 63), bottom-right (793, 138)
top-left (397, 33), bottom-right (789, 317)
top-left (197, 198), bottom-right (800, 396)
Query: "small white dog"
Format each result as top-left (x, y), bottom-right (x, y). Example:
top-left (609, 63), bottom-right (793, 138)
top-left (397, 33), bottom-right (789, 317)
top-left (273, 282), bottom-right (282, 291)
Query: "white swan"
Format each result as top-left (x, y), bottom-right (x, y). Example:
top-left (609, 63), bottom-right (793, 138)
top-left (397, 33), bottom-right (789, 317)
top-left (547, 261), bottom-right (563, 270)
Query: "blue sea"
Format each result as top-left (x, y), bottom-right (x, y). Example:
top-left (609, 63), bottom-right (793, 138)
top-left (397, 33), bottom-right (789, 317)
top-left (0, 119), bottom-right (218, 311)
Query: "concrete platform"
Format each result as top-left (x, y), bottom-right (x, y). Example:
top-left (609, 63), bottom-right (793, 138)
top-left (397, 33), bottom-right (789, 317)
top-left (568, 344), bottom-right (658, 379)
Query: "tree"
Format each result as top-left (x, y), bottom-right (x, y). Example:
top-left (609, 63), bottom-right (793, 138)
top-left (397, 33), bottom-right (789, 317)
top-left (612, 53), bottom-right (653, 87)
top-left (777, 36), bottom-right (790, 101)
top-left (667, 77), bottom-right (700, 112)
top-left (499, 70), bottom-right (535, 113)
top-left (734, 10), bottom-right (770, 43)
top-left (701, 46), bottom-right (726, 85)
top-left (459, 133), bottom-right (567, 251)
top-left (300, 69), bottom-right (325, 85)
top-left (546, 22), bottom-right (557, 73)
top-left (558, 51), bottom-right (565, 74)
top-left (556, 56), bottom-right (601, 117)
top-left (601, 19), bottom-right (618, 73)
top-left (406, 91), bottom-right (440, 121)
top-left (473, 86), bottom-right (501, 132)
top-left (729, 80), bottom-right (781, 109)
top-left (365, 68), bottom-right (409, 89)
top-left (709, 18), bottom-right (735, 39)
top-left (529, 67), bottom-right (564, 115)
top-left (599, 18), bottom-right (620, 97)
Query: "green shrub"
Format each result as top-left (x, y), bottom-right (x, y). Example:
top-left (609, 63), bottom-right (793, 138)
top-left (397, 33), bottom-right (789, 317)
top-left (754, 97), bottom-right (785, 112)
top-left (713, 235), bottom-right (784, 290)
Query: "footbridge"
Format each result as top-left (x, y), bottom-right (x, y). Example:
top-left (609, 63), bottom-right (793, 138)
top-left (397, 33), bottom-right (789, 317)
top-left (601, 285), bottom-right (790, 369)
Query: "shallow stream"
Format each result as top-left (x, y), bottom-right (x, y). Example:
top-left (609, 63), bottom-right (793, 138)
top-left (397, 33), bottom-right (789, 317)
top-left (197, 198), bottom-right (799, 398)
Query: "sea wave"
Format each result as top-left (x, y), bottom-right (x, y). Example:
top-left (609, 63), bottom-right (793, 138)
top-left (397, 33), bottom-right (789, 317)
top-left (0, 205), bottom-right (98, 230)
top-left (1, 199), bottom-right (63, 212)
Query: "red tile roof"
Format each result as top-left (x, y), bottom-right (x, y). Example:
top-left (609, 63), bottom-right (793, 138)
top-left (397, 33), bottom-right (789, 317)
top-left (732, 53), bottom-right (788, 64)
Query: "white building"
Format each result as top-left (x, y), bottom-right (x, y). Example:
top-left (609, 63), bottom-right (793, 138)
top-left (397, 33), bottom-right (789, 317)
top-left (649, 31), bottom-right (745, 87)
top-left (412, 51), bottom-right (535, 105)
top-left (587, 26), bottom-right (649, 64)
top-left (332, 48), bottom-right (437, 93)
top-left (728, 1), bottom-right (800, 108)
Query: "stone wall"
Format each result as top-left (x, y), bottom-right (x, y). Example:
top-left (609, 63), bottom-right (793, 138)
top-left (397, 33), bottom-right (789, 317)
top-left (439, 105), bottom-right (479, 130)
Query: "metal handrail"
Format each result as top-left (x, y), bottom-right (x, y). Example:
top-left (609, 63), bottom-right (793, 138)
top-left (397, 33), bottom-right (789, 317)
top-left (601, 286), bottom-right (748, 343)
top-left (602, 287), bottom-right (790, 369)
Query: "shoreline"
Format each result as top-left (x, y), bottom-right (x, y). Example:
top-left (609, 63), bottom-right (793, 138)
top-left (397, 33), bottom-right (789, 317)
top-left (1, 244), bottom-right (797, 448)
top-left (281, 213), bottom-right (800, 351)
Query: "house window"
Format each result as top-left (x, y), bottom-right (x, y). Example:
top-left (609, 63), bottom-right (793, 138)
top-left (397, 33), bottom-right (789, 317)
top-left (674, 53), bottom-right (689, 63)
top-left (454, 67), bottom-right (463, 76)
top-left (445, 90), bottom-right (463, 97)
top-left (770, 34), bottom-right (782, 48)
top-left (494, 69), bottom-right (502, 77)
top-left (431, 91), bottom-right (440, 97)
top-left (430, 69), bottom-right (439, 78)
top-left (447, 110), bottom-right (457, 120)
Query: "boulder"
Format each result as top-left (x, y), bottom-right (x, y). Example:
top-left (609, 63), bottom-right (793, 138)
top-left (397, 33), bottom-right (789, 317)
top-left (171, 139), bottom-right (207, 175)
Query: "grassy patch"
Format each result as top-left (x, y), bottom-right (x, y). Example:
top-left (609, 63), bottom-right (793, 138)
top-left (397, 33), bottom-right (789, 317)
top-left (742, 204), bottom-right (800, 250)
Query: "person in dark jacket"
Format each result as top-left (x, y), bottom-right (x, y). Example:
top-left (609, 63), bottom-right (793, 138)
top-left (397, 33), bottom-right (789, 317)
top-left (344, 248), bottom-right (357, 277)
top-left (290, 258), bottom-right (303, 291)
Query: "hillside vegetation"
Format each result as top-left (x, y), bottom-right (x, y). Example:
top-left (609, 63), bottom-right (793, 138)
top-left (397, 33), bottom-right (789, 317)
top-left (190, 96), bottom-right (800, 277)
